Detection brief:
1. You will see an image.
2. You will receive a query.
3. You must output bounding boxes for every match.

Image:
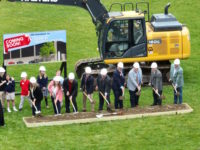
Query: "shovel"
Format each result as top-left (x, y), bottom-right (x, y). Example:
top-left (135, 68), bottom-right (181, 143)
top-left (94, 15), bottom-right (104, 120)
top-left (99, 92), bottom-right (113, 110)
top-left (136, 90), bottom-right (141, 96)
top-left (152, 88), bottom-right (166, 100)
top-left (119, 88), bottom-right (125, 100)
top-left (31, 101), bottom-right (41, 116)
top-left (69, 97), bottom-right (78, 114)
top-left (54, 100), bottom-right (59, 115)
top-left (83, 92), bottom-right (95, 104)
top-left (96, 112), bottom-right (118, 118)
top-left (172, 84), bottom-right (180, 96)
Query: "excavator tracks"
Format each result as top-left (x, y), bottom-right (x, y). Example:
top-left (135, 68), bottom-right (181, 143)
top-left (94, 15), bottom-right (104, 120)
top-left (75, 57), bottom-right (171, 84)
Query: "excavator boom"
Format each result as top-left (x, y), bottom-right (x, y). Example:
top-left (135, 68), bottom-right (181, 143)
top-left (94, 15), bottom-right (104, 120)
top-left (8, 0), bottom-right (108, 25)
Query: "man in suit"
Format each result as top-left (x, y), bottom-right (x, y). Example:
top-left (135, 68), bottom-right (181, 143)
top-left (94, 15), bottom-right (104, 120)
top-left (149, 62), bottom-right (163, 106)
top-left (127, 62), bottom-right (143, 108)
top-left (63, 72), bottom-right (78, 113)
top-left (169, 59), bottom-right (184, 104)
top-left (80, 67), bottom-right (95, 112)
top-left (112, 62), bottom-right (125, 109)
top-left (96, 68), bottom-right (111, 112)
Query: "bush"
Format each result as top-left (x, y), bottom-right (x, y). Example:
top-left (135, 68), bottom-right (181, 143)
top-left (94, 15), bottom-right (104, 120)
top-left (40, 42), bottom-right (56, 57)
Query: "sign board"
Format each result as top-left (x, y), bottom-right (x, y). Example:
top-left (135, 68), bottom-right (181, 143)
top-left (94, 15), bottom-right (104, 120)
top-left (3, 30), bottom-right (67, 66)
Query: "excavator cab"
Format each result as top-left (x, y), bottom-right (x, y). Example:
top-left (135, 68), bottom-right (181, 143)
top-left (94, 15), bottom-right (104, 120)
top-left (98, 2), bottom-right (149, 60)
top-left (102, 17), bottom-right (147, 59)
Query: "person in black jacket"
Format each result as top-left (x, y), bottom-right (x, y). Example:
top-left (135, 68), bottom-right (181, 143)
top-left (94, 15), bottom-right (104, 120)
top-left (37, 66), bottom-right (49, 108)
top-left (112, 62), bottom-right (125, 109)
top-left (63, 72), bottom-right (78, 113)
top-left (29, 77), bottom-right (43, 116)
top-left (80, 67), bottom-right (95, 112)
top-left (0, 67), bottom-right (6, 111)
top-left (0, 99), bottom-right (4, 126)
top-left (5, 74), bottom-right (18, 113)
top-left (96, 68), bottom-right (111, 112)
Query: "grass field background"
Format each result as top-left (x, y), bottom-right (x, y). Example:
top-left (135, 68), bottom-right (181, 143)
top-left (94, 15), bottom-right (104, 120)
top-left (0, 0), bottom-right (200, 149)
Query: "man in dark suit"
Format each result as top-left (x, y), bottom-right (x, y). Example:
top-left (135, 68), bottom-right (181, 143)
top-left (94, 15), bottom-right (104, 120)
top-left (63, 72), bottom-right (78, 113)
top-left (80, 67), bottom-right (95, 112)
top-left (112, 62), bottom-right (125, 109)
top-left (96, 68), bottom-right (111, 112)
top-left (149, 62), bottom-right (163, 106)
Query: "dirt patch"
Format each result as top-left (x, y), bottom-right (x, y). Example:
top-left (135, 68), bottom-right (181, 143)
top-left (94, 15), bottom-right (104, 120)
top-left (24, 103), bottom-right (191, 125)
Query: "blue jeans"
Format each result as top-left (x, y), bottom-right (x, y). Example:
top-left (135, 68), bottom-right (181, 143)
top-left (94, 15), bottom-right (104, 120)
top-left (174, 87), bottom-right (183, 104)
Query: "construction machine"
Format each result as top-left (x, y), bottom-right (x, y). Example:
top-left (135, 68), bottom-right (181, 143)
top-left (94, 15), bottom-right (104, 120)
top-left (8, 0), bottom-right (190, 83)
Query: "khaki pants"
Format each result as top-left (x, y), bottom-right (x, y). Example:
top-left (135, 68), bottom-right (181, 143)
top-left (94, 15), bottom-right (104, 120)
top-left (0, 92), bottom-right (6, 108)
top-left (83, 93), bottom-right (95, 112)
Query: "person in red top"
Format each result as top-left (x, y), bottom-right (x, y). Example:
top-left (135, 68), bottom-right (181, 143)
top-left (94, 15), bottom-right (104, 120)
top-left (19, 72), bottom-right (32, 111)
top-left (63, 73), bottom-right (78, 113)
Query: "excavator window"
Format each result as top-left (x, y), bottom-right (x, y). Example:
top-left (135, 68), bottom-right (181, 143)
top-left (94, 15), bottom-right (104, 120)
top-left (133, 20), bottom-right (144, 45)
top-left (105, 18), bottom-right (146, 58)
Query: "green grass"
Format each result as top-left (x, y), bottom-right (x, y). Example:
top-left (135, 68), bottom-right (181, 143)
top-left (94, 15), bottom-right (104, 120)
top-left (0, 0), bottom-right (200, 149)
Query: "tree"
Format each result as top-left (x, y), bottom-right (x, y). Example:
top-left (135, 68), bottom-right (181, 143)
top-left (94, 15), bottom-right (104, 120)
top-left (40, 42), bottom-right (56, 57)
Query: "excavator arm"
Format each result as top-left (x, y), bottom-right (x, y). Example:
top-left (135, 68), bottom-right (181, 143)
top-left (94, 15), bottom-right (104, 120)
top-left (8, 0), bottom-right (109, 25)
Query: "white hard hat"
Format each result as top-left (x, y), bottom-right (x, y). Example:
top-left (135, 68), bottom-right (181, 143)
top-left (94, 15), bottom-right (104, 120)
top-left (85, 67), bottom-right (92, 74)
top-left (117, 62), bottom-right (124, 68)
top-left (21, 72), bottom-right (27, 78)
top-left (0, 67), bottom-right (5, 73)
top-left (39, 66), bottom-right (46, 71)
top-left (68, 72), bottom-right (75, 80)
top-left (151, 62), bottom-right (158, 69)
top-left (53, 76), bottom-right (61, 82)
top-left (133, 62), bottom-right (140, 69)
top-left (174, 59), bottom-right (180, 65)
top-left (100, 68), bottom-right (107, 76)
top-left (30, 77), bottom-right (37, 84)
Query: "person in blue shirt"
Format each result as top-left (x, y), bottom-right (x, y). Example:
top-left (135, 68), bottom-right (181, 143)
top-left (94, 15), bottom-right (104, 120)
top-left (5, 74), bottom-right (18, 113)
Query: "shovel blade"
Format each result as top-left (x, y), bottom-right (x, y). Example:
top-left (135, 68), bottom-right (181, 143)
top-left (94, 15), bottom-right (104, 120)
top-left (96, 114), bottom-right (103, 118)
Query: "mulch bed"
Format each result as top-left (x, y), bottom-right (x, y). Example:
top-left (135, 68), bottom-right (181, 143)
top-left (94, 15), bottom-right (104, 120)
top-left (24, 103), bottom-right (192, 124)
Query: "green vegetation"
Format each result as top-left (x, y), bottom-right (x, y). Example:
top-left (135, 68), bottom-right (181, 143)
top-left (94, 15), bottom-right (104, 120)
top-left (40, 42), bottom-right (55, 57)
top-left (0, 0), bottom-right (200, 149)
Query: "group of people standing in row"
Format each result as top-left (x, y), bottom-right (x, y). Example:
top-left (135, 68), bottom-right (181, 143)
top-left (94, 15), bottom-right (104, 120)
top-left (0, 58), bottom-right (184, 126)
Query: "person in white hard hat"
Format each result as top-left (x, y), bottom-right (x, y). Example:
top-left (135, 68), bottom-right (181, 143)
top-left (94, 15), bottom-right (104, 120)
top-left (149, 62), bottom-right (163, 106)
top-left (48, 76), bottom-right (63, 115)
top-left (19, 72), bottom-right (32, 111)
top-left (63, 72), bottom-right (78, 113)
top-left (80, 66), bottom-right (95, 112)
top-left (127, 62), bottom-right (143, 108)
top-left (29, 77), bottom-right (43, 117)
top-left (112, 62), bottom-right (125, 109)
top-left (169, 59), bottom-right (184, 104)
top-left (96, 68), bottom-right (111, 112)
top-left (0, 67), bottom-right (6, 111)
top-left (37, 66), bottom-right (49, 108)
top-left (5, 74), bottom-right (17, 113)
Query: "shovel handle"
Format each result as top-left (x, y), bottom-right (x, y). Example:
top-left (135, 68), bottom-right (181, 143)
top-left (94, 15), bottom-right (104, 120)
top-left (172, 84), bottom-right (178, 94)
top-left (152, 88), bottom-right (161, 97)
top-left (54, 100), bottom-right (59, 114)
top-left (100, 92), bottom-right (110, 105)
top-left (70, 98), bottom-right (77, 112)
top-left (31, 101), bottom-right (38, 111)
top-left (83, 92), bottom-right (94, 104)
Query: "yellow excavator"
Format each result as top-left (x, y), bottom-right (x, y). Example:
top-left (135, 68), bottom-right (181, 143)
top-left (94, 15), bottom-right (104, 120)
top-left (8, 0), bottom-right (190, 83)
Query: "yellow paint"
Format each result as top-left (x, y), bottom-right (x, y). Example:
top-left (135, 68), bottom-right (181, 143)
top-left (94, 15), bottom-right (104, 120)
top-left (104, 22), bottom-right (190, 64)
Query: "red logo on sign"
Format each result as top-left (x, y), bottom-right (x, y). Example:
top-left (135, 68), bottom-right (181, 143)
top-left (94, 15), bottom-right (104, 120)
top-left (4, 35), bottom-right (31, 54)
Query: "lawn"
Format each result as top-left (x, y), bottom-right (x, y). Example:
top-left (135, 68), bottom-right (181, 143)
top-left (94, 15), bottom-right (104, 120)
top-left (0, 0), bottom-right (200, 149)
